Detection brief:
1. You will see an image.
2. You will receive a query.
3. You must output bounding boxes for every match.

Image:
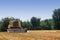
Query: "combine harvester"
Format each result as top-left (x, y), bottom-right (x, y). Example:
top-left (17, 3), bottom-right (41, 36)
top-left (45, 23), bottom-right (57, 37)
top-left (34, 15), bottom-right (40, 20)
top-left (7, 19), bottom-right (27, 32)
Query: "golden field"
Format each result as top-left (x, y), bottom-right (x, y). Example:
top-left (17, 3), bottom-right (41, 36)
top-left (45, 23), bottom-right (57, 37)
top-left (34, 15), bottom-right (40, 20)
top-left (0, 30), bottom-right (60, 40)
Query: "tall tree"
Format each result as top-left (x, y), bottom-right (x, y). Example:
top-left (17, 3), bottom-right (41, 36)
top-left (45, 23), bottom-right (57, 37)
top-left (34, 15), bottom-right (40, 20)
top-left (52, 8), bottom-right (60, 29)
top-left (31, 17), bottom-right (41, 30)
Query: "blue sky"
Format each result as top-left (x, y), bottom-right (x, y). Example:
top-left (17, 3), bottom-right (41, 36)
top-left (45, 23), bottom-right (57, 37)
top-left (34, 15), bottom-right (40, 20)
top-left (0, 0), bottom-right (60, 21)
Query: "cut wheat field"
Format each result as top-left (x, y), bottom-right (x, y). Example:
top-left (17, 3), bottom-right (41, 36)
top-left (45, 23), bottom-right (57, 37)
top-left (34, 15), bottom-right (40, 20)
top-left (0, 30), bottom-right (60, 40)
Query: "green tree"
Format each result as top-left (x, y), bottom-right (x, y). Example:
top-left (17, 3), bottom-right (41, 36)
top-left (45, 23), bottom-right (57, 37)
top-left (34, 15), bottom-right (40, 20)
top-left (1, 17), bottom-right (10, 31)
top-left (22, 21), bottom-right (32, 30)
top-left (53, 8), bottom-right (60, 29)
top-left (1, 17), bottom-right (15, 31)
top-left (44, 19), bottom-right (51, 30)
top-left (48, 19), bottom-right (54, 30)
top-left (40, 20), bottom-right (47, 30)
top-left (31, 17), bottom-right (41, 30)
top-left (0, 21), bottom-right (3, 31)
top-left (40, 19), bottom-right (54, 30)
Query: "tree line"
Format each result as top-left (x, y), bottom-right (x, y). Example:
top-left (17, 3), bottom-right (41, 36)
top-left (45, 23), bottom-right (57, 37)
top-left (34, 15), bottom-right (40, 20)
top-left (0, 8), bottom-right (60, 31)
